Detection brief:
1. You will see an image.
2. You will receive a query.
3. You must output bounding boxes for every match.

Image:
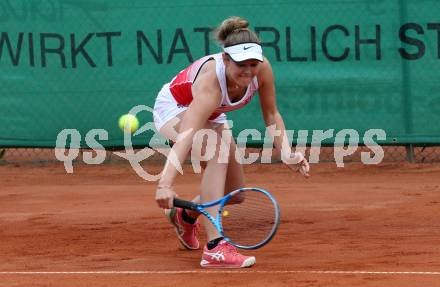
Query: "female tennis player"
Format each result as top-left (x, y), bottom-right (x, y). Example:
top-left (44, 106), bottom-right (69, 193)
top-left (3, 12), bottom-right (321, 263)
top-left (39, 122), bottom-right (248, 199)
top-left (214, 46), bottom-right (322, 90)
top-left (153, 16), bottom-right (310, 268)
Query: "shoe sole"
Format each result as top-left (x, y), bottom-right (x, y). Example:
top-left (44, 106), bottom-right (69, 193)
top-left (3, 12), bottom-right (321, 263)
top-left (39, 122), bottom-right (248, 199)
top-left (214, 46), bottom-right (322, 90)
top-left (200, 257), bottom-right (256, 268)
top-left (164, 208), bottom-right (200, 250)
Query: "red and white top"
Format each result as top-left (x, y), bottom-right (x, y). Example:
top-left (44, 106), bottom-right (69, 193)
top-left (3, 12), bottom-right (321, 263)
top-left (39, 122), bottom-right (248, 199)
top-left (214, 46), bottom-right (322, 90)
top-left (169, 53), bottom-right (259, 120)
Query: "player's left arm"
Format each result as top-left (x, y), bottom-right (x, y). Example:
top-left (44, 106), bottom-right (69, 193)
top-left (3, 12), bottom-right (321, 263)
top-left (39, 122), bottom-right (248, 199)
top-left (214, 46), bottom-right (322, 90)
top-left (257, 57), bottom-right (310, 177)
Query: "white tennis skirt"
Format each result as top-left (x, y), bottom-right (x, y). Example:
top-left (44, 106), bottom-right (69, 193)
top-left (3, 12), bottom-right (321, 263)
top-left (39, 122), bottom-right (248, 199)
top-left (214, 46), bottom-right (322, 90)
top-left (153, 83), bottom-right (227, 131)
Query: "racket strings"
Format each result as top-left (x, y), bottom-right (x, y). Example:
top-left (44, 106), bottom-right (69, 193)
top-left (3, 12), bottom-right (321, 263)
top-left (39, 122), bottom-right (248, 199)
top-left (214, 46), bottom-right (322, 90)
top-left (221, 190), bottom-right (278, 248)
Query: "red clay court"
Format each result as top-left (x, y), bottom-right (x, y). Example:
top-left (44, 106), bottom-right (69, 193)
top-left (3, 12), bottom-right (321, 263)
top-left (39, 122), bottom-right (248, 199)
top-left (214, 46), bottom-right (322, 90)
top-left (1, 161), bottom-right (439, 286)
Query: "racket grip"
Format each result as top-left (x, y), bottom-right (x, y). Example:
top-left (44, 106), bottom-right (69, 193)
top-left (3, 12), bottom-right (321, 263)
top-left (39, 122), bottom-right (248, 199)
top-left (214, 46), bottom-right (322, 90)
top-left (173, 198), bottom-right (198, 211)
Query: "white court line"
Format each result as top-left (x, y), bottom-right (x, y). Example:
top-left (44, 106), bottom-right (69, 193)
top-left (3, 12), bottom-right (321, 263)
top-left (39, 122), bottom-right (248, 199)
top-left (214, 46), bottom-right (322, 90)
top-left (0, 270), bottom-right (440, 275)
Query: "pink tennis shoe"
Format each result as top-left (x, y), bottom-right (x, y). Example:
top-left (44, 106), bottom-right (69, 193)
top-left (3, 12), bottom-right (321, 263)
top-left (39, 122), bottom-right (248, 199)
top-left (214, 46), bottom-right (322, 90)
top-left (165, 207), bottom-right (200, 250)
top-left (200, 240), bottom-right (256, 268)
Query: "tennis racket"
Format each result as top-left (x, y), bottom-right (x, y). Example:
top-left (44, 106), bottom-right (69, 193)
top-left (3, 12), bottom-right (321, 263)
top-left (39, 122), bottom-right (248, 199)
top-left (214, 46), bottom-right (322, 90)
top-left (173, 187), bottom-right (280, 249)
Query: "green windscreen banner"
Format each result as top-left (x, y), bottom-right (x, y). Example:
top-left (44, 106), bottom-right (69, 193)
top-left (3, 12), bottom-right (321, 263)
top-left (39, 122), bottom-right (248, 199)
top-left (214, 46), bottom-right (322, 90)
top-left (1, 0), bottom-right (439, 147)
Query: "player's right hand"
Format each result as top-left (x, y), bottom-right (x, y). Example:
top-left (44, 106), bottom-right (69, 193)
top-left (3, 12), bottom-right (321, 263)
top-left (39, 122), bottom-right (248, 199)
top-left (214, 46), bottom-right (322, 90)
top-left (155, 185), bottom-right (177, 209)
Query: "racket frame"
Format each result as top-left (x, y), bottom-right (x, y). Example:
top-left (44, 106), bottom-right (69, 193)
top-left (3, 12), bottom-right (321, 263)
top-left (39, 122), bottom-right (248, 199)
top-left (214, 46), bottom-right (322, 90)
top-left (173, 187), bottom-right (280, 249)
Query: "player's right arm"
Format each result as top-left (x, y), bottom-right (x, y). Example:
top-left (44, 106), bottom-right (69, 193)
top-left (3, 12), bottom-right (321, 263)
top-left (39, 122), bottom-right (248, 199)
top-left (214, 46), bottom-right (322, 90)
top-left (156, 61), bottom-right (222, 209)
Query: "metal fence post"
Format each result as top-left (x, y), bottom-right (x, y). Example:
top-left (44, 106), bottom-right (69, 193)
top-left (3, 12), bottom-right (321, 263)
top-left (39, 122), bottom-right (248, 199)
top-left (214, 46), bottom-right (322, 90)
top-left (406, 144), bottom-right (414, 163)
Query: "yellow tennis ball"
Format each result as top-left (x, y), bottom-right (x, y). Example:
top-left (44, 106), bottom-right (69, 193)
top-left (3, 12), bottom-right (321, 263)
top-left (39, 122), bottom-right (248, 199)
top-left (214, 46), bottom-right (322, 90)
top-left (118, 114), bottom-right (139, 133)
top-left (222, 210), bottom-right (229, 217)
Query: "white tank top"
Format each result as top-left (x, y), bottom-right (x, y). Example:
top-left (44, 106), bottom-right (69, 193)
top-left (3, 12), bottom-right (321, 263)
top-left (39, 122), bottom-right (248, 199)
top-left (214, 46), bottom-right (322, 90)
top-left (169, 53), bottom-right (259, 119)
top-left (213, 54), bottom-right (259, 116)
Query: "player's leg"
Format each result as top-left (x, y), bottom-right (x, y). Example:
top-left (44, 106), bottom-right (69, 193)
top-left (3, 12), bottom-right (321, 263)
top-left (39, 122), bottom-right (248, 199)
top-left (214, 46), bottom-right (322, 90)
top-left (199, 121), bottom-right (255, 268)
top-left (222, 124), bottom-right (245, 204)
top-left (209, 119), bottom-right (246, 203)
top-left (198, 126), bottom-right (228, 241)
top-left (158, 112), bottom-right (229, 248)
top-left (174, 120), bottom-right (245, 239)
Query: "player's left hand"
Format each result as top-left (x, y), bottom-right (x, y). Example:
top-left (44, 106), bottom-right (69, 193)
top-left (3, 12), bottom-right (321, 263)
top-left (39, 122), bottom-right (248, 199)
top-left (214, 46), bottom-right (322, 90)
top-left (297, 158), bottom-right (310, 178)
top-left (286, 152), bottom-right (310, 178)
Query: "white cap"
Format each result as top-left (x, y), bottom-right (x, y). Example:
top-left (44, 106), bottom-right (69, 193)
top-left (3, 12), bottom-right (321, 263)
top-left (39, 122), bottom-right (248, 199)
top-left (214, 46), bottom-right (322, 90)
top-left (223, 43), bottom-right (263, 62)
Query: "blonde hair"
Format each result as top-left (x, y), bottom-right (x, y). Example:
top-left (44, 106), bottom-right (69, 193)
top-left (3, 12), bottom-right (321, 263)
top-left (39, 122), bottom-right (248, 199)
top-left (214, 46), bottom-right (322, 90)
top-left (215, 16), bottom-right (260, 47)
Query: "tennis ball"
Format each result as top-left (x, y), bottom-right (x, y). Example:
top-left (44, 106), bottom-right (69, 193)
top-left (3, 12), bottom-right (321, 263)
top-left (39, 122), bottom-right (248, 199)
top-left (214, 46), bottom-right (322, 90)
top-left (118, 114), bottom-right (139, 133)
top-left (222, 210), bottom-right (229, 217)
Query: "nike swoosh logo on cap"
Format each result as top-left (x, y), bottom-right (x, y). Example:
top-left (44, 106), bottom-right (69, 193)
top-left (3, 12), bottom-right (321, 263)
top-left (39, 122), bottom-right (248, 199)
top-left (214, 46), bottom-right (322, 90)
top-left (243, 46), bottom-right (253, 50)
